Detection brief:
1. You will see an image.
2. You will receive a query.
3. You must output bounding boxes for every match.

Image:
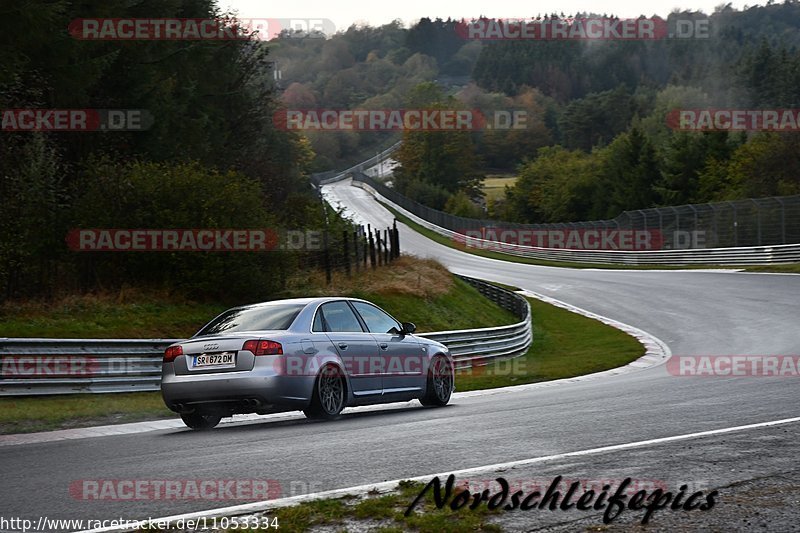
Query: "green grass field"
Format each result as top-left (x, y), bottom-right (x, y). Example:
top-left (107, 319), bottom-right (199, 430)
top-left (482, 175), bottom-right (517, 202)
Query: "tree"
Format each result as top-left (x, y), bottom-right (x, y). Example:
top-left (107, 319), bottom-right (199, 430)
top-left (598, 128), bottom-right (661, 216)
top-left (393, 83), bottom-right (482, 198)
top-left (508, 147), bottom-right (602, 223)
top-left (705, 133), bottom-right (800, 199)
top-left (444, 191), bottom-right (484, 218)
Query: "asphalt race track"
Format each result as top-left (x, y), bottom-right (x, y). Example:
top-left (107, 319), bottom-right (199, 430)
top-left (1, 178), bottom-right (798, 532)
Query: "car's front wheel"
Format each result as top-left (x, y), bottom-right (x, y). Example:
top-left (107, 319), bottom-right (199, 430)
top-left (420, 355), bottom-right (453, 407)
top-left (304, 365), bottom-right (346, 420)
top-left (180, 411), bottom-right (222, 430)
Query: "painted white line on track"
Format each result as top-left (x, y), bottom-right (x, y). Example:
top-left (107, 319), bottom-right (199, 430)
top-left (736, 271), bottom-right (800, 276)
top-left (80, 415), bottom-right (800, 532)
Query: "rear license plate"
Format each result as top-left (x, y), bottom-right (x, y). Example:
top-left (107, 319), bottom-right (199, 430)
top-left (192, 352), bottom-right (236, 369)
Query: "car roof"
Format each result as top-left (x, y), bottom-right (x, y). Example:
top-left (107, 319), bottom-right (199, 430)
top-left (234, 296), bottom-right (369, 311)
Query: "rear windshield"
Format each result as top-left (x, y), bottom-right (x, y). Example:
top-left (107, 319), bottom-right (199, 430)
top-left (196, 303), bottom-right (305, 336)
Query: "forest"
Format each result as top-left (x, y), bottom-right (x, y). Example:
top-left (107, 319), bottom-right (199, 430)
top-left (1, 0), bottom-right (320, 300)
top-left (3, 1), bottom-right (800, 300)
top-left (268, 3), bottom-right (800, 221)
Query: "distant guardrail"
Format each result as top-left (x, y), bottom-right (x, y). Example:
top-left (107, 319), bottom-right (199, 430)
top-left (312, 141), bottom-right (401, 186)
top-left (347, 172), bottom-right (800, 250)
top-left (350, 176), bottom-right (800, 265)
top-left (0, 278), bottom-right (531, 395)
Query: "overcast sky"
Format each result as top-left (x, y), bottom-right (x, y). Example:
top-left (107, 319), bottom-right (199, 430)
top-left (223, 0), bottom-right (764, 33)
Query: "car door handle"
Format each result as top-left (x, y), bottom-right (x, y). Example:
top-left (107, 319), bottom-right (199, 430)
top-left (379, 343), bottom-right (388, 350)
top-left (338, 343), bottom-right (348, 350)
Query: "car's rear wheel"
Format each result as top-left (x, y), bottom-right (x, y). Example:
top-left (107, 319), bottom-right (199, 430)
top-left (180, 411), bottom-right (222, 430)
top-left (420, 356), bottom-right (453, 407)
top-left (304, 365), bottom-right (346, 420)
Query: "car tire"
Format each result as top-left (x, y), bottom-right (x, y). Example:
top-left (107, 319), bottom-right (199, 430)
top-left (420, 355), bottom-right (453, 407)
top-left (180, 412), bottom-right (222, 430)
top-left (304, 364), bottom-right (346, 420)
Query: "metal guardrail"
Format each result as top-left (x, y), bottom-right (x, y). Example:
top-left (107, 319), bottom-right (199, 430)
top-left (0, 338), bottom-right (176, 395)
top-left (348, 172), bottom-right (800, 249)
top-left (350, 176), bottom-right (800, 265)
top-left (0, 280), bottom-right (532, 395)
top-left (313, 141), bottom-right (401, 186)
top-left (423, 276), bottom-right (532, 369)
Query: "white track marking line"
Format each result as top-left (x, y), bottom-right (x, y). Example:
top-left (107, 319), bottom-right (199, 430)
top-left (80, 415), bottom-right (800, 532)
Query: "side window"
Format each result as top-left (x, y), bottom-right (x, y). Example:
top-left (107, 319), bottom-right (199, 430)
top-left (351, 302), bottom-right (401, 334)
top-left (312, 308), bottom-right (325, 332)
top-left (319, 301), bottom-right (364, 333)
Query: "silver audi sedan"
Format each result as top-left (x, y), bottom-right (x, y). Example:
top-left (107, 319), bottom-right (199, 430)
top-left (161, 297), bottom-right (454, 429)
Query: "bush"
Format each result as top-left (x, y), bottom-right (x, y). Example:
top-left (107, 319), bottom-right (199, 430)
top-left (69, 159), bottom-right (293, 302)
top-left (444, 190), bottom-right (484, 218)
top-left (399, 179), bottom-right (452, 210)
top-left (0, 133), bottom-right (64, 299)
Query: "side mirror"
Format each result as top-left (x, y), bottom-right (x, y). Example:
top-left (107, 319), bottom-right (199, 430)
top-left (401, 322), bottom-right (416, 334)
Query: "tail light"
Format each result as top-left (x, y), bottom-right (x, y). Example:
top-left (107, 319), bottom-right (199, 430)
top-left (242, 339), bottom-right (283, 356)
top-left (164, 345), bottom-right (183, 362)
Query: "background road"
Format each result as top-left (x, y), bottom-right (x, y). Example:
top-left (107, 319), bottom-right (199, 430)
top-left (1, 179), bottom-right (798, 531)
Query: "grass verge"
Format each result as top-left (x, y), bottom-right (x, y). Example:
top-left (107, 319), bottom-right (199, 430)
top-left (0, 393), bottom-right (173, 434)
top-left (743, 263), bottom-right (800, 273)
top-left (454, 296), bottom-right (644, 391)
top-left (0, 293), bottom-right (226, 339)
top-left (382, 201), bottom-right (800, 272)
top-left (230, 481), bottom-right (501, 533)
top-left (0, 258), bottom-right (517, 339)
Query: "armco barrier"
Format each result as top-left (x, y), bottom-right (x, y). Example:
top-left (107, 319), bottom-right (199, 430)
top-left (425, 276), bottom-right (532, 369)
top-left (313, 141), bottom-right (401, 186)
top-left (0, 279), bottom-right (531, 395)
top-left (0, 339), bottom-right (174, 395)
top-left (349, 176), bottom-right (800, 265)
top-left (346, 170), bottom-right (800, 250)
